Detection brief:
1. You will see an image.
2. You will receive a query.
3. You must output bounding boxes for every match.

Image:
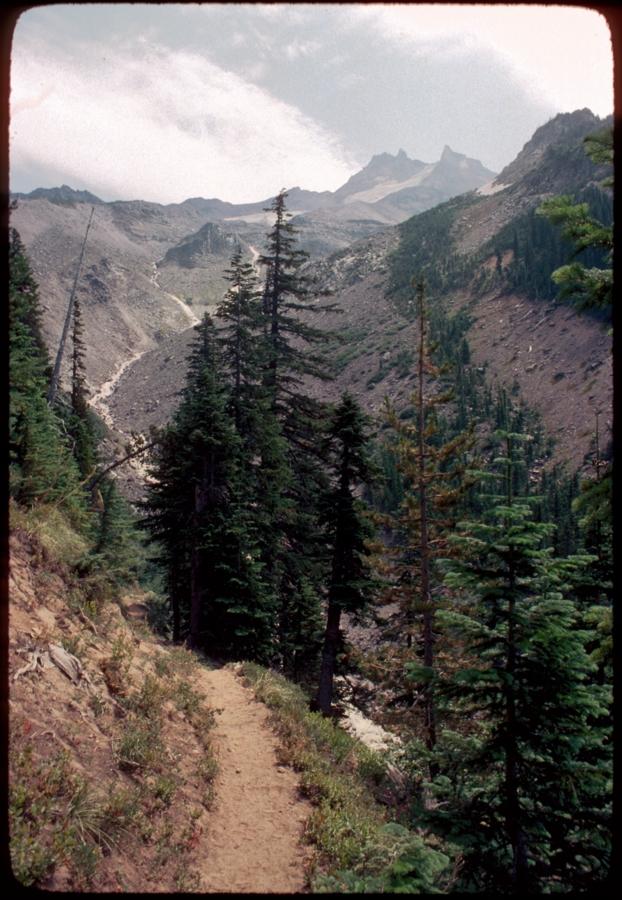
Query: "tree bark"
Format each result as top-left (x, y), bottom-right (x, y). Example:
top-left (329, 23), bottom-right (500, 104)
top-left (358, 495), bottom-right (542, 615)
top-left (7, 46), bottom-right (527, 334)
top-left (314, 601), bottom-right (342, 715)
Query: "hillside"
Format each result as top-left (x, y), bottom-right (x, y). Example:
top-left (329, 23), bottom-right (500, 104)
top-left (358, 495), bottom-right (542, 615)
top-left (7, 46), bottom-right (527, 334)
top-left (8, 508), bottom-right (437, 892)
top-left (9, 105), bottom-right (613, 894)
top-left (56, 108), bottom-right (612, 491)
top-left (9, 143), bottom-right (494, 404)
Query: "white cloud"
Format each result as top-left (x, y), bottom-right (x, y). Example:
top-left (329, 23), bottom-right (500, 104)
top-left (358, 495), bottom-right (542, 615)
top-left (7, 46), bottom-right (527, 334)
top-left (10, 35), bottom-right (356, 203)
top-left (284, 38), bottom-right (321, 60)
top-left (349, 4), bottom-right (613, 116)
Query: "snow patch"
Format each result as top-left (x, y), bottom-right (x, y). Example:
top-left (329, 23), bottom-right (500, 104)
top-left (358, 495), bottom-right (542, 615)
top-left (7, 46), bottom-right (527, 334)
top-left (476, 179), bottom-right (512, 196)
top-left (344, 164), bottom-right (436, 205)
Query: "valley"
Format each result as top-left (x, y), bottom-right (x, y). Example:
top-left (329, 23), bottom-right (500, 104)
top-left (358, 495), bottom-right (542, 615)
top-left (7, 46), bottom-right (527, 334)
top-left (12, 109), bottom-right (610, 488)
top-left (9, 105), bottom-right (613, 894)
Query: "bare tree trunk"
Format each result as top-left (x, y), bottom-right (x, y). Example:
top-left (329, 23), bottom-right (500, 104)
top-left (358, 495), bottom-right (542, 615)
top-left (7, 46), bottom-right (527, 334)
top-left (48, 207), bottom-right (95, 404)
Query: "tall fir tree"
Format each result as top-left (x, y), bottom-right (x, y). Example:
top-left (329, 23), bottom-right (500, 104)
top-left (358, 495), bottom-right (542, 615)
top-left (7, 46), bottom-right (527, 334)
top-left (256, 190), bottom-right (335, 679)
top-left (9, 228), bottom-right (88, 527)
top-left (67, 292), bottom-right (98, 478)
top-left (422, 431), bottom-right (612, 893)
top-left (313, 393), bottom-right (376, 715)
top-left (537, 126), bottom-right (613, 314)
top-left (143, 314), bottom-right (276, 659)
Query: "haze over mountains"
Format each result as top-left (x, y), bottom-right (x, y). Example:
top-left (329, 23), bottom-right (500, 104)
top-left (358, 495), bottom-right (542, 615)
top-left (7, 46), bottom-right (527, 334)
top-left (10, 109), bottom-right (611, 495)
top-left (13, 144), bottom-right (495, 250)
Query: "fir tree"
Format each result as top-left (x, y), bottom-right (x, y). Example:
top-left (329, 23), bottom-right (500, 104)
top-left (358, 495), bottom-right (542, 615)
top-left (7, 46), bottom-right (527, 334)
top-left (9, 229), bottom-right (88, 527)
top-left (537, 127), bottom-right (613, 314)
top-left (216, 248), bottom-right (264, 433)
top-left (143, 314), bottom-right (276, 658)
top-left (256, 190), bottom-right (335, 678)
top-left (67, 293), bottom-right (98, 478)
top-left (313, 393), bottom-right (376, 715)
top-left (426, 431), bottom-right (612, 892)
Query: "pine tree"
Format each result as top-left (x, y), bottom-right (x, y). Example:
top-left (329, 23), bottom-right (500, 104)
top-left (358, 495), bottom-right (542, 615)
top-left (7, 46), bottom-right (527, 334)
top-left (313, 393), bottom-right (376, 715)
top-left (216, 248), bottom-right (264, 432)
top-left (259, 190), bottom-right (332, 414)
top-left (536, 127), bottom-right (613, 314)
top-left (143, 314), bottom-right (277, 659)
top-left (426, 431), bottom-right (612, 892)
top-left (67, 293), bottom-right (98, 478)
top-left (255, 190), bottom-right (334, 678)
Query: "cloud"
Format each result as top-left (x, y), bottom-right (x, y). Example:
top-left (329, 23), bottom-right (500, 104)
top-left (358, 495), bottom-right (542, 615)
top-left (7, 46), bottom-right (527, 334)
top-left (284, 38), bottom-right (321, 60)
top-left (10, 35), bottom-right (357, 203)
top-left (349, 5), bottom-right (613, 116)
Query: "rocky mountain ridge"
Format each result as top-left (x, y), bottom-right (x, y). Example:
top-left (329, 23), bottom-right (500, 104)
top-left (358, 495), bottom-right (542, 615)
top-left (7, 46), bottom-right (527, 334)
top-left (10, 110), bottom-right (612, 497)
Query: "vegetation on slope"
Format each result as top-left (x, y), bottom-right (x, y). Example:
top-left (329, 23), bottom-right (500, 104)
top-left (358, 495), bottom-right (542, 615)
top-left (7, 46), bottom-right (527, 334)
top-left (9, 153), bottom-right (613, 894)
top-left (9, 508), bottom-right (219, 891)
top-left (241, 663), bottom-right (458, 893)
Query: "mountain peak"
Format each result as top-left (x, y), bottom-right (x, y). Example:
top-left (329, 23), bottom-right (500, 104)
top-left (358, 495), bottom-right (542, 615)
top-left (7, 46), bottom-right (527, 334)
top-left (440, 144), bottom-right (460, 159)
top-left (496, 108), bottom-right (608, 186)
top-left (13, 184), bottom-right (104, 205)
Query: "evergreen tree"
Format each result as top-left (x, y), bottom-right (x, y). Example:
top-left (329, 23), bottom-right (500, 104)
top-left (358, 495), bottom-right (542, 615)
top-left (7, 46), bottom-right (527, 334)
top-left (88, 478), bottom-right (143, 584)
top-left (259, 190), bottom-right (332, 413)
top-left (143, 314), bottom-right (275, 656)
top-left (424, 431), bottom-right (612, 892)
top-left (537, 127), bottom-right (613, 314)
top-left (382, 279), bottom-right (474, 754)
top-left (313, 393), bottom-right (376, 715)
top-left (9, 228), bottom-right (88, 527)
top-left (256, 190), bottom-right (334, 678)
top-left (216, 248), bottom-right (264, 433)
top-left (67, 293), bottom-right (98, 478)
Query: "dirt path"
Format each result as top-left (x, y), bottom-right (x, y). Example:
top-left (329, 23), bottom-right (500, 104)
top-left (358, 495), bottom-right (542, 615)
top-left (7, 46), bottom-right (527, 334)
top-left (194, 665), bottom-right (312, 893)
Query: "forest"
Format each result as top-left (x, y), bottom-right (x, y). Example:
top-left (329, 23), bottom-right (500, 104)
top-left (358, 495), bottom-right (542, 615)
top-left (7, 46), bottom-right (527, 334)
top-left (8, 130), bottom-right (612, 894)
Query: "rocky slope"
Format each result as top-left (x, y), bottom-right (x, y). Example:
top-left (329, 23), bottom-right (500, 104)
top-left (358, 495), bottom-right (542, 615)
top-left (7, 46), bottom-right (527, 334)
top-left (11, 110), bottom-right (612, 496)
top-left (103, 110), bottom-right (612, 490)
top-left (10, 142), bottom-right (494, 404)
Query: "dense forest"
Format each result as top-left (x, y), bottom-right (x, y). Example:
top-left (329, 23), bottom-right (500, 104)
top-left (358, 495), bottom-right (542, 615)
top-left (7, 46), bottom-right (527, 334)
top-left (8, 129), bottom-right (612, 893)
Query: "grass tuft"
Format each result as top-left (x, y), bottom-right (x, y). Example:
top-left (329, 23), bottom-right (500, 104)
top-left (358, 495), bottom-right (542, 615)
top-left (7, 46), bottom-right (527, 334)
top-left (240, 662), bottom-right (458, 892)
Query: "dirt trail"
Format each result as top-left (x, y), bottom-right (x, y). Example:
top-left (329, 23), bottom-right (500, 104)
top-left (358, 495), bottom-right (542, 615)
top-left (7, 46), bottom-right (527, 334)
top-left (194, 665), bottom-right (312, 893)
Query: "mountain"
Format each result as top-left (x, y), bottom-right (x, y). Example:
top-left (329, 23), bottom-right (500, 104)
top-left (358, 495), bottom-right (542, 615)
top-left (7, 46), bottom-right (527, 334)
top-left (9, 142), bottom-right (496, 400)
top-left (13, 145), bottom-right (495, 257)
top-left (11, 183), bottom-right (105, 206)
top-left (10, 111), bottom-right (611, 497)
top-left (103, 110), bottom-right (612, 494)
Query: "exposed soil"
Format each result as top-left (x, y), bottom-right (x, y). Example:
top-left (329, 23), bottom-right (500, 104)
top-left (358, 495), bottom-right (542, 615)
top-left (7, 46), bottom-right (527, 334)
top-left (195, 666), bottom-right (312, 893)
top-left (8, 527), bottom-right (312, 892)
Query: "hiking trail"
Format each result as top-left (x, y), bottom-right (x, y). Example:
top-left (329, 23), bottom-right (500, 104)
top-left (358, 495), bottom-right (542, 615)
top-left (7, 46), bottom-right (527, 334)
top-left (193, 664), bottom-right (312, 893)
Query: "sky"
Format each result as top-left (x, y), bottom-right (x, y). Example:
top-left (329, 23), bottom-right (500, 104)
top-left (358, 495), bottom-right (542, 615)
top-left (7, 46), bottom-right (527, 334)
top-left (9, 3), bottom-right (614, 205)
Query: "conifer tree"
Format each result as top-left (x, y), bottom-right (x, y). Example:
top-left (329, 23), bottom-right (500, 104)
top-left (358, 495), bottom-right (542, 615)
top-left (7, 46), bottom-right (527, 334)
top-left (255, 190), bottom-right (334, 677)
top-left (143, 314), bottom-right (276, 658)
top-left (382, 279), bottom-right (474, 752)
top-left (426, 431), bottom-right (612, 892)
top-left (9, 228), bottom-right (88, 526)
top-left (537, 127), bottom-right (613, 314)
top-left (216, 248), bottom-right (264, 432)
top-left (313, 393), bottom-right (376, 715)
top-left (67, 293), bottom-right (98, 478)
